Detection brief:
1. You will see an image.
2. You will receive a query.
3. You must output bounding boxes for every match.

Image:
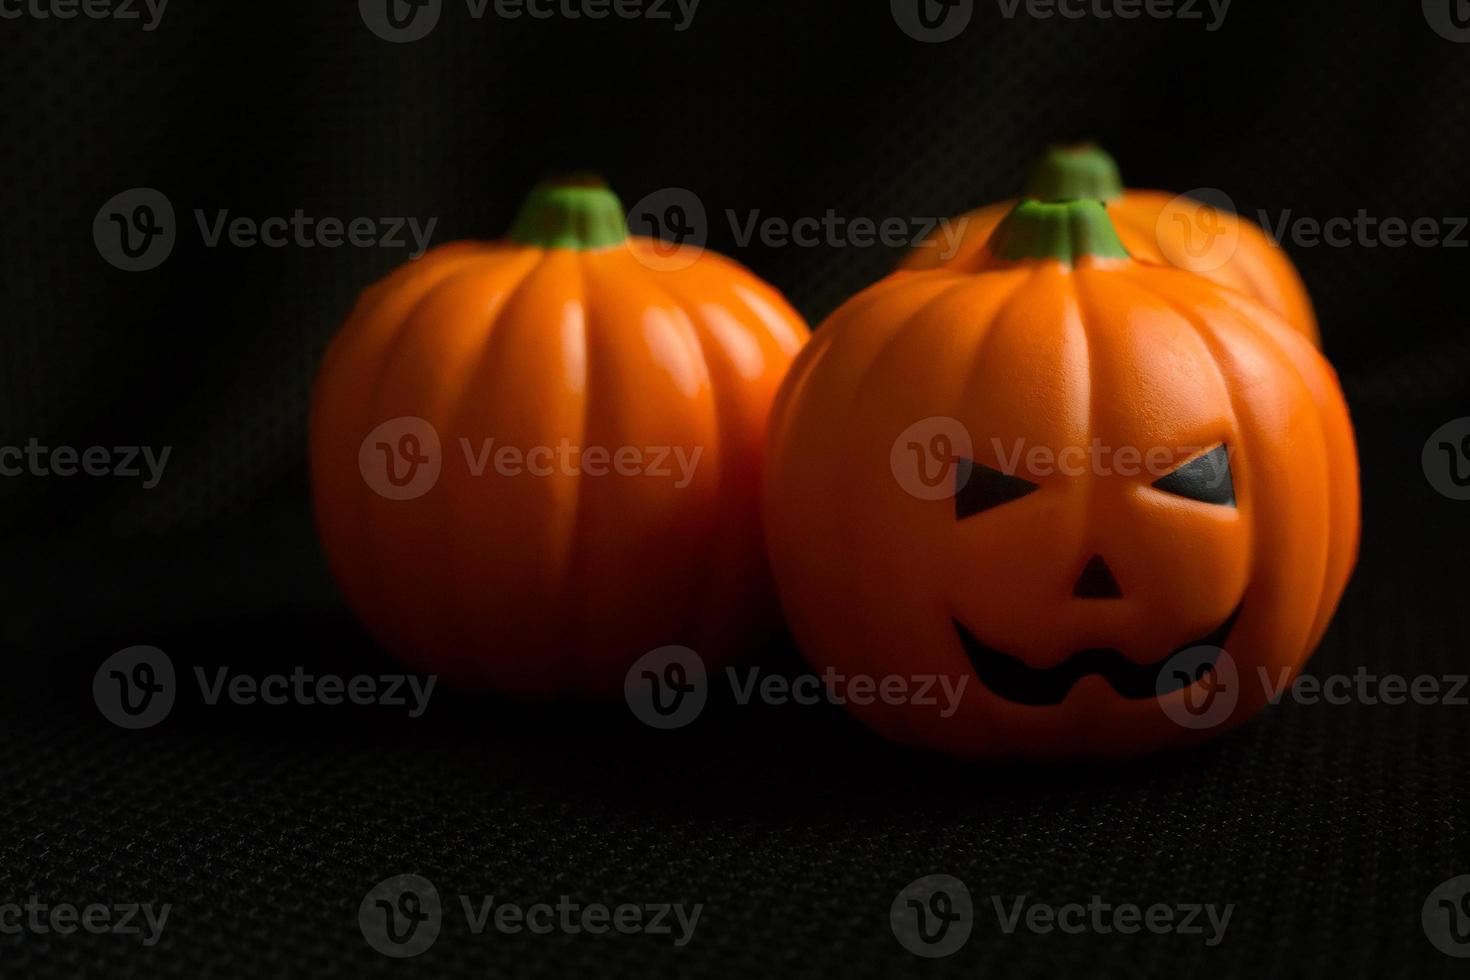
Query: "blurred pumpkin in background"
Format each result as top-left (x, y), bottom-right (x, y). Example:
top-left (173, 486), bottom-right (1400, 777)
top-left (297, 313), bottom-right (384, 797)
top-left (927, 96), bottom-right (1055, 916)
top-left (310, 177), bottom-right (808, 698)
top-left (902, 144), bottom-right (1321, 346)
top-left (767, 199), bottom-right (1357, 761)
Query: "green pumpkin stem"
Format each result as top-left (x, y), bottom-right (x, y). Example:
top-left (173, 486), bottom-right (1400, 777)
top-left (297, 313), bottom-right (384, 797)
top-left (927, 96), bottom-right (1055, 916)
top-left (508, 175), bottom-right (629, 250)
top-left (1022, 144), bottom-right (1125, 203)
top-left (987, 199), bottom-right (1131, 266)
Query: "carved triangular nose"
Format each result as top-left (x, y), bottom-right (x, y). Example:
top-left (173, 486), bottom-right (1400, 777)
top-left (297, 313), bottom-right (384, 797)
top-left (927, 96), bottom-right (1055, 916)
top-left (1074, 555), bottom-right (1122, 599)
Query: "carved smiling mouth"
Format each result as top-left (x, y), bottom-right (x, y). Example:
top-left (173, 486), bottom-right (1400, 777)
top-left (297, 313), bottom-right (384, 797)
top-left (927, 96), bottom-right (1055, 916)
top-left (953, 603), bottom-right (1244, 707)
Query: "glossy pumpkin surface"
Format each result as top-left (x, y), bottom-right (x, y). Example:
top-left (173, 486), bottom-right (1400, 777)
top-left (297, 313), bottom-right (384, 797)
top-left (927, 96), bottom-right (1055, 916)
top-left (902, 145), bottom-right (1321, 346)
top-left (310, 178), bottom-right (809, 697)
top-left (767, 200), bottom-right (1357, 760)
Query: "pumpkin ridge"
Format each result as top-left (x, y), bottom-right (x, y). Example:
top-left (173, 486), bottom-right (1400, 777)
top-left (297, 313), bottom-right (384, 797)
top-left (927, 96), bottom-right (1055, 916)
top-left (955, 264), bottom-right (1063, 433)
top-left (790, 277), bottom-right (981, 720)
top-left (1112, 193), bottom-right (1318, 343)
top-left (437, 248), bottom-right (570, 683)
top-left (352, 254), bottom-right (537, 601)
top-left (765, 323), bottom-right (842, 462)
top-left (662, 260), bottom-right (813, 644)
top-left (1105, 200), bottom-right (1166, 265)
top-left (840, 264), bottom-right (955, 323)
top-left (328, 250), bottom-right (496, 380)
top-left (368, 250), bottom-right (551, 680)
top-left (1110, 265), bottom-right (1253, 464)
top-left (310, 249), bottom-right (501, 670)
top-left (1221, 219), bottom-right (1304, 328)
top-left (872, 272), bottom-right (1035, 751)
top-left (616, 255), bottom-right (732, 648)
top-left (1084, 266), bottom-right (1258, 648)
top-left (907, 203), bottom-right (1005, 271)
top-left (1066, 265), bottom-right (1107, 565)
top-left (1137, 269), bottom-right (1350, 646)
top-left (546, 250), bottom-right (595, 686)
top-left (850, 276), bottom-right (994, 408)
top-left (727, 277), bottom-right (809, 359)
top-left (1114, 264), bottom-right (1339, 644)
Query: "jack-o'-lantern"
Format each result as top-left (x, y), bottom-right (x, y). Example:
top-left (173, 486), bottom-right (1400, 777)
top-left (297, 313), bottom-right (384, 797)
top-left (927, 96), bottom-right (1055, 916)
top-left (310, 177), bottom-right (809, 698)
top-left (766, 200), bottom-right (1357, 760)
top-left (902, 144), bottom-right (1321, 346)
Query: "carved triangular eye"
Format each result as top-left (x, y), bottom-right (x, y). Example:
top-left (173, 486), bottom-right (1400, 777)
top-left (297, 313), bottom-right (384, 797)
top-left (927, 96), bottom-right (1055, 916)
top-left (954, 458), bottom-right (1040, 519)
top-left (1153, 444), bottom-right (1236, 507)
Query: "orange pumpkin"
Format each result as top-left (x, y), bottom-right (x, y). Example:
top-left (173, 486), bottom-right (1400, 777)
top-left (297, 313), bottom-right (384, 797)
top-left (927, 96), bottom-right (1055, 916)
top-left (310, 177), bottom-right (809, 698)
top-left (903, 144), bottom-right (1321, 346)
top-left (766, 200), bottom-right (1357, 761)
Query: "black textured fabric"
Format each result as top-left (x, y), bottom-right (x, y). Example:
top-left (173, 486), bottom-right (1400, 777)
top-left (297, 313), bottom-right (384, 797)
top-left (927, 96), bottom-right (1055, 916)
top-left (2, 2), bottom-right (1468, 977)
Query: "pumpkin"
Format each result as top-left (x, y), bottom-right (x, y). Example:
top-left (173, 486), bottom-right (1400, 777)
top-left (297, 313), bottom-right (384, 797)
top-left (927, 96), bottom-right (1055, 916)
top-left (310, 177), bottom-right (809, 698)
top-left (765, 200), bottom-right (1357, 760)
top-left (902, 144), bottom-right (1321, 346)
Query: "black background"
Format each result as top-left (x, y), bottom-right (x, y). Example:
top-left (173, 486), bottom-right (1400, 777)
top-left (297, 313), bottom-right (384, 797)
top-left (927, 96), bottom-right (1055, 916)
top-left (2, 1), bottom-right (1468, 976)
